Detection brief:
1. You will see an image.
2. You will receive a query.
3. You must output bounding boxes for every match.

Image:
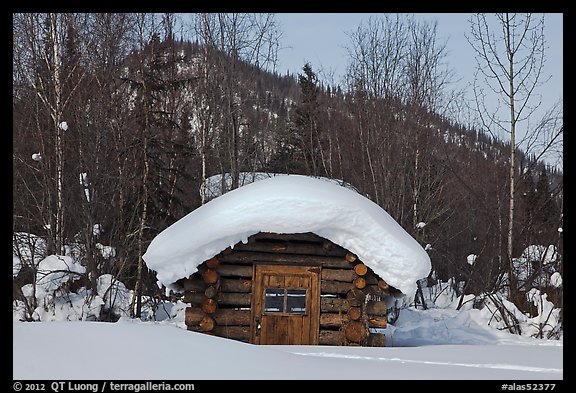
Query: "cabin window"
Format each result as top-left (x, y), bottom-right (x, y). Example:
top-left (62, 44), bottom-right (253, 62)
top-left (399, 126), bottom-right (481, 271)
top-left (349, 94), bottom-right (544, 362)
top-left (264, 288), bottom-right (307, 314)
top-left (264, 288), bottom-right (284, 312)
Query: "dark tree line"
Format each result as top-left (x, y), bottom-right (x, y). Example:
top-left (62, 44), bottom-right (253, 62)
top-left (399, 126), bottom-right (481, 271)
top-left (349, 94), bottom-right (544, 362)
top-left (13, 13), bottom-right (562, 327)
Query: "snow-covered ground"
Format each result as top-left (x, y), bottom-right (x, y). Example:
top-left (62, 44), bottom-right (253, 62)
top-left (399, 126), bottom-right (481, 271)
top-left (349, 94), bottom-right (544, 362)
top-left (13, 318), bottom-right (562, 380)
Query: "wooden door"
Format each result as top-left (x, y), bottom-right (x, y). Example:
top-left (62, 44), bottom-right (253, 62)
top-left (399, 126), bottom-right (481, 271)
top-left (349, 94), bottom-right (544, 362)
top-left (251, 264), bottom-right (320, 345)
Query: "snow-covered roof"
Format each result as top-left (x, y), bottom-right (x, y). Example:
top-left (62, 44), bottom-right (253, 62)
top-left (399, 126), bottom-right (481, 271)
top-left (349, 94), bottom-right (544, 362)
top-left (203, 172), bottom-right (358, 202)
top-left (143, 175), bottom-right (431, 297)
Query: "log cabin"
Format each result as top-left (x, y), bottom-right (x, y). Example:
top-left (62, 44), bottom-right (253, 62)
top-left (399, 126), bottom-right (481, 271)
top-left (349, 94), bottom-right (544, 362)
top-left (143, 175), bottom-right (431, 346)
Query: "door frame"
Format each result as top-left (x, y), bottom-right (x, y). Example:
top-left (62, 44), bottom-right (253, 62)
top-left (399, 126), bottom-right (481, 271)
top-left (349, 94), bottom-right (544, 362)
top-left (250, 264), bottom-right (321, 345)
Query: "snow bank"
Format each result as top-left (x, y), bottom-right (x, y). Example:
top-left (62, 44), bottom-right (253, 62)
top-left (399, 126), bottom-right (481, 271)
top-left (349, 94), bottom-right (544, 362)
top-left (13, 321), bottom-right (563, 379)
top-left (144, 175), bottom-right (430, 297)
top-left (35, 255), bottom-right (86, 300)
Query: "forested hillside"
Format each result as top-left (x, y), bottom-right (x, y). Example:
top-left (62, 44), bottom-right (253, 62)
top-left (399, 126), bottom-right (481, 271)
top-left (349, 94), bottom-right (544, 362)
top-left (13, 13), bottom-right (562, 335)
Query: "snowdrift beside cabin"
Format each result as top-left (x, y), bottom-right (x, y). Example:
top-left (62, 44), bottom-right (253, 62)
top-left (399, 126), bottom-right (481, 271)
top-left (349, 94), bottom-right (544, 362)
top-left (143, 175), bottom-right (431, 298)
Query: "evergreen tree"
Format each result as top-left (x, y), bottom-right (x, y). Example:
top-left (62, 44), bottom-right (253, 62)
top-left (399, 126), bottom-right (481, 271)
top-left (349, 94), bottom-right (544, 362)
top-left (292, 63), bottom-right (326, 177)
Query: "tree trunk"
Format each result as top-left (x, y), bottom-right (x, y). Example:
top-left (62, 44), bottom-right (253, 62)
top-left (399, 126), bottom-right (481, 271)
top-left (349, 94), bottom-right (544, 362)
top-left (506, 13), bottom-right (517, 299)
top-left (49, 13), bottom-right (65, 254)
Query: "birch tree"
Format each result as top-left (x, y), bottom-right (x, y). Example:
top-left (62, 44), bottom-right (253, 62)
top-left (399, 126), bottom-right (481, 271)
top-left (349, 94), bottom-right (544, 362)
top-left (467, 13), bottom-right (560, 299)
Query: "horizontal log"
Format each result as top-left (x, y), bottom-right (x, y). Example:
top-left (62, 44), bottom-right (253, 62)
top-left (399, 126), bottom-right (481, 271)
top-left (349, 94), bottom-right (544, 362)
top-left (220, 278), bottom-right (252, 293)
top-left (218, 292), bottom-right (252, 306)
top-left (220, 247), bottom-right (233, 255)
top-left (321, 280), bottom-right (353, 295)
top-left (345, 321), bottom-right (368, 343)
top-left (363, 284), bottom-right (389, 297)
top-left (181, 277), bottom-right (251, 294)
top-left (213, 309), bottom-right (251, 326)
top-left (320, 297), bottom-right (350, 313)
top-left (368, 316), bottom-right (388, 328)
top-left (319, 330), bottom-right (345, 346)
top-left (218, 251), bottom-right (351, 269)
top-left (186, 307), bottom-right (251, 327)
top-left (185, 307), bottom-right (205, 326)
top-left (366, 301), bottom-right (388, 316)
top-left (359, 270), bottom-right (381, 285)
top-left (217, 264), bottom-right (253, 278)
top-left (184, 291), bottom-right (252, 307)
top-left (232, 240), bottom-right (346, 257)
top-left (345, 253), bottom-right (357, 263)
top-left (367, 333), bottom-right (386, 347)
top-left (321, 240), bottom-right (339, 253)
top-left (321, 269), bottom-right (355, 282)
top-left (180, 277), bottom-right (206, 292)
top-left (184, 292), bottom-right (203, 306)
top-left (212, 325), bottom-right (251, 342)
top-left (252, 232), bottom-right (326, 243)
top-left (320, 313), bottom-right (346, 328)
top-left (353, 263), bottom-right (368, 276)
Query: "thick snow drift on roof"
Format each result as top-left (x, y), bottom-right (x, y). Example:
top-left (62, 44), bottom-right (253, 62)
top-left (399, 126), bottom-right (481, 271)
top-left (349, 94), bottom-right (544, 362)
top-left (143, 175), bottom-right (431, 297)
top-left (204, 172), bottom-right (358, 202)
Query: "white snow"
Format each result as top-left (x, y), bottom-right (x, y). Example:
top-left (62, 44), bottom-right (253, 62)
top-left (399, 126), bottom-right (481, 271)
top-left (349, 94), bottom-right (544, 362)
top-left (79, 172), bottom-right (89, 187)
top-left (31, 152), bottom-right (43, 161)
top-left (550, 272), bottom-right (562, 287)
top-left (12, 319), bottom-right (562, 380)
top-left (35, 255), bottom-right (86, 300)
top-left (58, 121), bottom-right (68, 131)
top-left (96, 274), bottom-right (132, 317)
top-left (204, 171), bottom-right (358, 202)
top-left (92, 223), bottom-right (103, 237)
top-left (96, 243), bottom-right (116, 259)
top-left (416, 221), bottom-right (427, 229)
top-left (144, 175), bottom-right (431, 297)
top-left (467, 254), bottom-right (477, 265)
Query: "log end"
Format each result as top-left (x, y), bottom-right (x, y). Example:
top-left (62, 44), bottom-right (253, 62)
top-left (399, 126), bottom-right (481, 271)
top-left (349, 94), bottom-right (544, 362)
top-left (348, 306), bottom-right (362, 321)
top-left (353, 277), bottom-right (366, 289)
top-left (344, 321), bottom-right (368, 343)
top-left (202, 268), bottom-right (219, 285)
top-left (205, 257), bottom-right (220, 269)
top-left (201, 298), bottom-right (218, 314)
top-left (353, 263), bottom-right (368, 276)
top-left (378, 279), bottom-right (389, 290)
top-left (345, 253), bottom-right (357, 263)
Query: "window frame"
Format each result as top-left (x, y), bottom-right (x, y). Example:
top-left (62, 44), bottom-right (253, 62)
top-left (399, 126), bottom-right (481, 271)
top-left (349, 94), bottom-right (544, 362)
top-left (263, 287), bottom-right (309, 316)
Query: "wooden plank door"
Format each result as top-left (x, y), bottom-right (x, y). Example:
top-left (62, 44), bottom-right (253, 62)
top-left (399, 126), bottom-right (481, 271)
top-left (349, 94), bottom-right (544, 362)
top-left (251, 265), bottom-right (320, 345)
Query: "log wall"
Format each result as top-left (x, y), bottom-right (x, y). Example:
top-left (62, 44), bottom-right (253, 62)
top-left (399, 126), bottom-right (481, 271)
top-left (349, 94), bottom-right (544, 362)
top-left (178, 232), bottom-right (396, 346)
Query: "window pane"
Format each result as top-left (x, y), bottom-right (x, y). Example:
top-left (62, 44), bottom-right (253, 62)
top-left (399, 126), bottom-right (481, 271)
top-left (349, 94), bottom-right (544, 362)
top-left (264, 288), bottom-right (285, 312)
top-left (286, 289), bottom-right (307, 314)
